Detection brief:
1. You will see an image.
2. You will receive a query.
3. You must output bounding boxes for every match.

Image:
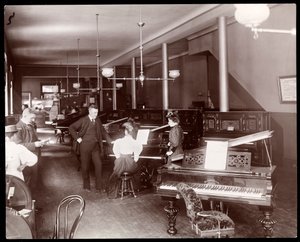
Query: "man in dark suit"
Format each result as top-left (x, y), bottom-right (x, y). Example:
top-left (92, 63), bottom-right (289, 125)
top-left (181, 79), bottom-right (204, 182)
top-left (11, 109), bottom-right (45, 195)
top-left (69, 104), bottom-right (112, 193)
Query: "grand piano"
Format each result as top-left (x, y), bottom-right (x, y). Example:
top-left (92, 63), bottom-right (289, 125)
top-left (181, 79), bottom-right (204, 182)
top-left (154, 111), bottom-right (278, 238)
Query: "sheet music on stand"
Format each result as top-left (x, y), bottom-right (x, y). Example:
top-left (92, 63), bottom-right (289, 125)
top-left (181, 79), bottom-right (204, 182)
top-left (204, 140), bottom-right (228, 170)
top-left (136, 129), bottom-right (150, 145)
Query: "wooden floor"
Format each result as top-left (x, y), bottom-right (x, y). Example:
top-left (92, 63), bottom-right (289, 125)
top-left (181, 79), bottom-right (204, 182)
top-left (30, 129), bottom-right (297, 238)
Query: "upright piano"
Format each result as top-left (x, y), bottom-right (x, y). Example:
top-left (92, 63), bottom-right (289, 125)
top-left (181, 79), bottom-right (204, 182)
top-left (154, 111), bottom-right (278, 238)
top-left (104, 108), bottom-right (203, 187)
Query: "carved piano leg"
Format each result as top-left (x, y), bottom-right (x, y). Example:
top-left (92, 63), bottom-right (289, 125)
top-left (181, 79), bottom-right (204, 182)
top-left (258, 207), bottom-right (277, 238)
top-left (163, 200), bottom-right (179, 235)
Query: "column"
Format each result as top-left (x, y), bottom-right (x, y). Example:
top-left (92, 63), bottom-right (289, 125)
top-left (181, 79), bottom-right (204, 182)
top-left (131, 57), bottom-right (137, 109)
top-left (162, 43), bottom-right (168, 110)
top-left (218, 16), bottom-right (229, 112)
top-left (112, 66), bottom-right (117, 110)
top-left (99, 76), bottom-right (103, 111)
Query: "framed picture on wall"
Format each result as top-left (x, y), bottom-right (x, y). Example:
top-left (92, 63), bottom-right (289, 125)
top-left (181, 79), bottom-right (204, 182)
top-left (278, 75), bottom-right (296, 103)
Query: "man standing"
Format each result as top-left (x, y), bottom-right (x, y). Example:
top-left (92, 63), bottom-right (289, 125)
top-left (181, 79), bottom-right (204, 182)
top-left (5, 124), bottom-right (38, 181)
top-left (69, 104), bottom-right (112, 193)
top-left (11, 109), bottom-right (45, 192)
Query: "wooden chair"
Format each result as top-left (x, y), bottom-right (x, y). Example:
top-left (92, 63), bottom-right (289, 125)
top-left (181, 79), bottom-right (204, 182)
top-left (52, 195), bottom-right (85, 239)
top-left (176, 183), bottom-right (235, 238)
top-left (6, 175), bottom-right (36, 238)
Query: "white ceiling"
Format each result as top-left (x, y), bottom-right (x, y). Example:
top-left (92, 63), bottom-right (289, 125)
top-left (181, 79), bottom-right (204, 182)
top-left (4, 4), bottom-right (236, 68)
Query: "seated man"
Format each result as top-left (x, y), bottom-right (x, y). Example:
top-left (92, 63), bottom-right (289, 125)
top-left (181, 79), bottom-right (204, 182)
top-left (5, 124), bottom-right (37, 181)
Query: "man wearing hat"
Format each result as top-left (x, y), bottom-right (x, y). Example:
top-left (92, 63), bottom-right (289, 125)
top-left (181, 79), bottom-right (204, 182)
top-left (5, 124), bottom-right (38, 181)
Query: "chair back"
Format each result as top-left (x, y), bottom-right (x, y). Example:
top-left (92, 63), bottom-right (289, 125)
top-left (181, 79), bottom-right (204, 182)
top-left (6, 175), bottom-right (32, 210)
top-left (176, 183), bottom-right (203, 222)
top-left (52, 195), bottom-right (85, 239)
top-left (6, 175), bottom-right (36, 238)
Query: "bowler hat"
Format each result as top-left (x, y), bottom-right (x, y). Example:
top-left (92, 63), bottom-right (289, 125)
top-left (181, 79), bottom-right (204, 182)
top-left (5, 125), bottom-right (18, 133)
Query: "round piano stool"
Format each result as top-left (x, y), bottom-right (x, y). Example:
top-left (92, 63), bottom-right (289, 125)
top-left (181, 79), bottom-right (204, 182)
top-left (118, 172), bottom-right (137, 200)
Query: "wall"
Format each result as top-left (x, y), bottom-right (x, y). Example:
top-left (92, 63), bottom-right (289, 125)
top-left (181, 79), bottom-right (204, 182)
top-left (207, 55), bottom-right (263, 110)
top-left (271, 112), bottom-right (297, 166)
top-left (142, 53), bottom-right (208, 109)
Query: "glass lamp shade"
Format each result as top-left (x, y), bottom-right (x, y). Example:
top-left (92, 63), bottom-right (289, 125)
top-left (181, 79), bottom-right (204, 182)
top-left (234, 4), bottom-right (270, 28)
top-left (73, 83), bottom-right (80, 89)
top-left (102, 68), bottom-right (114, 78)
top-left (60, 88), bottom-right (65, 93)
top-left (139, 74), bottom-right (145, 82)
top-left (169, 70), bottom-right (180, 79)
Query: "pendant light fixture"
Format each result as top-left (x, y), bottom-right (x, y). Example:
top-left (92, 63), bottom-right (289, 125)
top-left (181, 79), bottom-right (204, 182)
top-left (234, 4), bottom-right (296, 39)
top-left (106, 8), bottom-right (180, 87)
top-left (72, 14), bottom-right (115, 94)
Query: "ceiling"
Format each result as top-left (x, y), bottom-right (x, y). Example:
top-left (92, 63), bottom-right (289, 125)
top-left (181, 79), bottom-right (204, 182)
top-left (4, 4), bottom-right (237, 68)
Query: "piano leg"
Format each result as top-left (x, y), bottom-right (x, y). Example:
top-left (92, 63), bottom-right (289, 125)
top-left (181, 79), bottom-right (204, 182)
top-left (163, 199), bottom-right (179, 235)
top-left (258, 207), bottom-right (277, 238)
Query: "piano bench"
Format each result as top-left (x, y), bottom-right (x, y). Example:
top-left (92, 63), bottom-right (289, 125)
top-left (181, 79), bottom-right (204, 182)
top-left (118, 172), bottom-right (137, 200)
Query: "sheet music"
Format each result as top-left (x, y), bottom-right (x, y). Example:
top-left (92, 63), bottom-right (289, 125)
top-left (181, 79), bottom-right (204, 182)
top-left (204, 140), bottom-right (228, 170)
top-left (136, 129), bottom-right (150, 145)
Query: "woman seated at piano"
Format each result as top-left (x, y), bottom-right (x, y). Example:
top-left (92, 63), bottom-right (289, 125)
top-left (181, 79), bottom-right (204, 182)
top-left (165, 111), bottom-right (184, 165)
top-left (106, 119), bottom-right (143, 199)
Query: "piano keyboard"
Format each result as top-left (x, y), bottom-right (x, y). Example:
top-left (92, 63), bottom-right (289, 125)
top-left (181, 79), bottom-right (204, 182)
top-left (159, 182), bottom-right (265, 200)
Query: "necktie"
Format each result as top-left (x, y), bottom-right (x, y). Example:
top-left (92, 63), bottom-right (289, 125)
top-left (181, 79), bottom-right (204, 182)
top-left (92, 119), bottom-right (95, 125)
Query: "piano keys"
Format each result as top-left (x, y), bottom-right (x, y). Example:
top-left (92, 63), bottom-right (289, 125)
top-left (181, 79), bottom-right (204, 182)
top-left (155, 165), bottom-right (276, 206)
top-left (162, 183), bottom-right (265, 201)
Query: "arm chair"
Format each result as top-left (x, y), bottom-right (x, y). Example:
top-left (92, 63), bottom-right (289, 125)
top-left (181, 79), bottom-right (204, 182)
top-left (176, 183), bottom-right (235, 238)
top-left (52, 194), bottom-right (86, 239)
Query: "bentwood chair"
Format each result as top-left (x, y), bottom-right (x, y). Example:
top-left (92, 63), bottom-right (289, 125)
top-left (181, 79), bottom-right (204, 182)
top-left (52, 194), bottom-right (86, 239)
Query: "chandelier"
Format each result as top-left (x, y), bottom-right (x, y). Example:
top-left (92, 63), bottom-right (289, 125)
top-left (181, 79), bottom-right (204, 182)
top-left (72, 14), bottom-right (115, 94)
top-left (105, 10), bottom-right (180, 86)
top-left (234, 4), bottom-right (296, 39)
